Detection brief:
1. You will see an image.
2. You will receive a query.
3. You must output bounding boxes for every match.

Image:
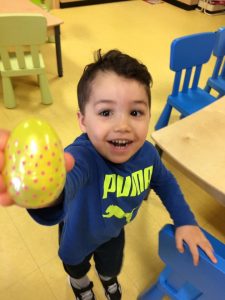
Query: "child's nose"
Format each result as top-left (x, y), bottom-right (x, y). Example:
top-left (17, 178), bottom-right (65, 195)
top-left (114, 115), bottom-right (131, 132)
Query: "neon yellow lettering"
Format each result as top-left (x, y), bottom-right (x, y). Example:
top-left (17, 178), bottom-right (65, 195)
top-left (102, 166), bottom-right (153, 199)
top-left (131, 170), bottom-right (143, 196)
top-left (144, 166), bottom-right (153, 189)
top-left (102, 174), bottom-right (116, 199)
top-left (117, 175), bottom-right (131, 197)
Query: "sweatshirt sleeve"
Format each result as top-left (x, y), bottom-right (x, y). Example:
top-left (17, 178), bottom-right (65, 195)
top-left (150, 148), bottom-right (197, 227)
top-left (27, 145), bottom-right (92, 226)
top-left (27, 191), bottom-right (65, 225)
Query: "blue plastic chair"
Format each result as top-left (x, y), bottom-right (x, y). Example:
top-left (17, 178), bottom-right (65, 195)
top-left (155, 32), bottom-right (217, 130)
top-left (139, 224), bottom-right (225, 300)
top-left (205, 27), bottom-right (225, 98)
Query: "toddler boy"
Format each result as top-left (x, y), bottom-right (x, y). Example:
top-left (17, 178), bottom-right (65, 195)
top-left (0, 49), bottom-right (217, 300)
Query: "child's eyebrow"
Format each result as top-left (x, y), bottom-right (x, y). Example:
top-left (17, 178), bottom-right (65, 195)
top-left (94, 99), bottom-right (148, 106)
top-left (132, 100), bottom-right (148, 106)
top-left (94, 99), bottom-right (115, 105)
top-left (96, 99), bottom-right (115, 104)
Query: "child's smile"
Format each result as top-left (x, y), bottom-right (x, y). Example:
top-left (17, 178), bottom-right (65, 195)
top-left (78, 71), bottom-right (150, 163)
top-left (108, 139), bottom-right (133, 156)
top-left (108, 139), bottom-right (132, 148)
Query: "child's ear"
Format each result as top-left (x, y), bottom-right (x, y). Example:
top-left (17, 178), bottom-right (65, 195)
top-left (77, 111), bottom-right (87, 133)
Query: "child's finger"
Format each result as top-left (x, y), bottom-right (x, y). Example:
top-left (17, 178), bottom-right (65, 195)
top-left (198, 238), bottom-right (217, 264)
top-left (0, 130), bottom-right (10, 171)
top-left (176, 237), bottom-right (184, 253)
top-left (0, 130), bottom-right (10, 150)
top-left (0, 175), bottom-right (6, 193)
top-left (0, 192), bottom-right (14, 206)
top-left (203, 247), bottom-right (217, 264)
top-left (64, 152), bottom-right (75, 172)
top-left (189, 244), bottom-right (199, 266)
top-left (0, 151), bottom-right (4, 171)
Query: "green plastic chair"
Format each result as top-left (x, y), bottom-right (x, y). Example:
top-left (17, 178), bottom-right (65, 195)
top-left (0, 13), bottom-right (52, 108)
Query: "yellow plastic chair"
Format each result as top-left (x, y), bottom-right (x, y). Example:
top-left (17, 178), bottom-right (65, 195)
top-left (0, 13), bottom-right (52, 108)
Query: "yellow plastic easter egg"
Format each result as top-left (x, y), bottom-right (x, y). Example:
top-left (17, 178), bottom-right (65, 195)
top-left (3, 118), bottom-right (66, 208)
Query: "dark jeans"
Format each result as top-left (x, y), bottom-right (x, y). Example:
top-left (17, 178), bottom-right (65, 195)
top-left (59, 222), bottom-right (125, 279)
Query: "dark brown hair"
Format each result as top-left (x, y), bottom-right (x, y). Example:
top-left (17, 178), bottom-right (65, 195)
top-left (77, 49), bottom-right (153, 114)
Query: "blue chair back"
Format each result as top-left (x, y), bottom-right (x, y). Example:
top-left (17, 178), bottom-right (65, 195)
top-left (170, 32), bottom-right (215, 96)
top-left (171, 33), bottom-right (216, 70)
top-left (213, 27), bottom-right (225, 58)
top-left (139, 224), bottom-right (225, 300)
top-left (155, 32), bottom-right (217, 130)
top-left (205, 27), bottom-right (225, 97)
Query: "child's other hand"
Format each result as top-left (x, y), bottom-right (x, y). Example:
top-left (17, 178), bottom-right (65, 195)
top-left (0, 129), bottom-right (75, 207)
top-left (175, 225), bottom-right (218, 266)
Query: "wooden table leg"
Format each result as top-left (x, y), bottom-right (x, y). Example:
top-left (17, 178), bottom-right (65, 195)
top-left (54, 25), bottom-right (63, 77)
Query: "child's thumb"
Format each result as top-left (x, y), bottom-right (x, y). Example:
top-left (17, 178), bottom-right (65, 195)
top-left (64, 152), bottom-right (75, 172)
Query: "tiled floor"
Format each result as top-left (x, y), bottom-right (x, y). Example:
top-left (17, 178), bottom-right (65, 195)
top-left (0, 1), bottom-right (224, 299)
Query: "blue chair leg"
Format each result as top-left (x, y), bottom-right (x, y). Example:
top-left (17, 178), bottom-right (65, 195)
top-left (155, 103), bottom-right (172, 130)
top-left (138, 282), bottom-right (165, 300)
top-left (138, 268), bottom-right (171, 300)
top-left (204, 83), bottom-right (211, 93)
top-left (218, 92), bottom-right (224, 98)
top-left (139, 266), bottom-right (203, 300)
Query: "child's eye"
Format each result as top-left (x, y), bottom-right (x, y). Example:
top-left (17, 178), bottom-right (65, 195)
top-left (130, 110), bottom-right (143, 117)
top-left (99, 110), bottom-right (111, 117)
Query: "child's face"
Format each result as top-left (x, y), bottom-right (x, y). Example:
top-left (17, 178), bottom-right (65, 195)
top-left (78, 71), bottom-right (150, 164)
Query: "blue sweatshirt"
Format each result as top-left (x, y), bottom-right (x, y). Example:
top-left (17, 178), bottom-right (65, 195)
top-left (28, 133), bottom-right (197, 265)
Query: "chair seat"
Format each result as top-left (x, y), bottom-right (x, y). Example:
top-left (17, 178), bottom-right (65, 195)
top-left (207, 76), bottom-right (225, 96)
top-left (168, 88), bottom-right (216, 116)
top-left (0, 52), bottom-right (45, 75)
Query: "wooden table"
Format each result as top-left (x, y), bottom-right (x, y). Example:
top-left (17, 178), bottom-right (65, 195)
top-left (151, 96), bottom-right (225, 205)
top-left (0, 0), bottom-right (64, 77)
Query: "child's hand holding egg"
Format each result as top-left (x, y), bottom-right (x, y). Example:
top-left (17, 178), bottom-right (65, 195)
top-left (3, 118), bottom-right (66, 208)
